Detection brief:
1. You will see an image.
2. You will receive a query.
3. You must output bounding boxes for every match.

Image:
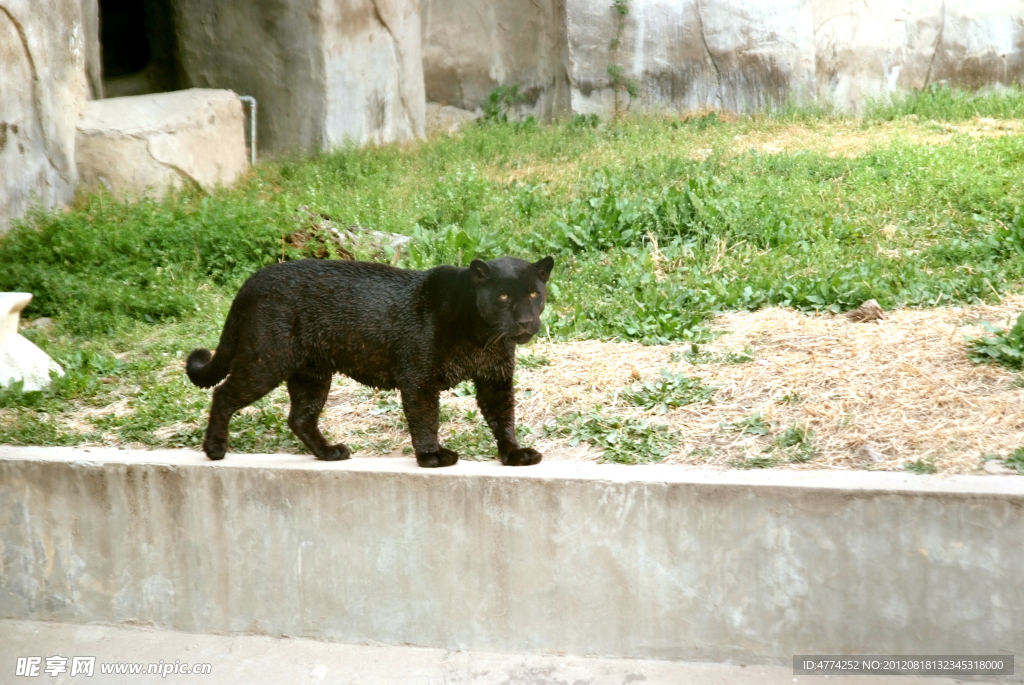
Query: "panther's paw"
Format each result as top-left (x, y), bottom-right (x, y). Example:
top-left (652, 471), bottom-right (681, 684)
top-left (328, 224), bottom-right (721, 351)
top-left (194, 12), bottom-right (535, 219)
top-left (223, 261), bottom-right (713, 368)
top-left (315, 443), bottom-right (352, 461)
top-left (416, 447), bottom-right (460, 468)
top-left (502, 447), bottom-right (542, 466)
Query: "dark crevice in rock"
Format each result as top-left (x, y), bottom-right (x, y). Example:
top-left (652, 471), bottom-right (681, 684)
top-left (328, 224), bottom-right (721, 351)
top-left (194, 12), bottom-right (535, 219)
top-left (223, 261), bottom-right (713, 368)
top-left (924, 0), bottom-right (946, 88)
top-left (694, 0), bottom-right (723, 108)
top-left (368, 0), bottom-right (415, 135)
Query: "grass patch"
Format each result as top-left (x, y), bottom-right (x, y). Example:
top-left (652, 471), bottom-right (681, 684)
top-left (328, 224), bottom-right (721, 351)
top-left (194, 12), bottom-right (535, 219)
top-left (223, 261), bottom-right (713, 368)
top-left (722, 413), bottom-right (772, 436)
top-left (866, 84), bottom-right (1024, 121)
top-left (729, 455), bottom-right (778, 469)
top-left (3, 87), bottom-right (1024, 451)
top-left (542, 408), bottom-right (677, 464)
top-left (771, 424), bottom-right (816, 463)
top-left (904, 458), bottom-right (938, 475)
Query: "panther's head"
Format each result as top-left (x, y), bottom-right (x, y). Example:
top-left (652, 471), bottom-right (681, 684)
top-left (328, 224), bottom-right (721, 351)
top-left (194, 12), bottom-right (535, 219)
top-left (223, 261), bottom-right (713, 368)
top-left (471, 256), bottom-right (554, 344)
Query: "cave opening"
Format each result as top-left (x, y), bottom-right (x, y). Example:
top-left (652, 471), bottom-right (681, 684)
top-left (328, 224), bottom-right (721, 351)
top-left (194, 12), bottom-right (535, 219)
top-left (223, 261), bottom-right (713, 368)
top-left (98, 0), bottom-right (180, 98)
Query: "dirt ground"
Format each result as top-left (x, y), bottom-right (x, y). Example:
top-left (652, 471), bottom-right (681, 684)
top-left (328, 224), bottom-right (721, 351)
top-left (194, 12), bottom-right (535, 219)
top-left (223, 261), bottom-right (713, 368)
top-left (315, 295), bottom-right (1024, 474)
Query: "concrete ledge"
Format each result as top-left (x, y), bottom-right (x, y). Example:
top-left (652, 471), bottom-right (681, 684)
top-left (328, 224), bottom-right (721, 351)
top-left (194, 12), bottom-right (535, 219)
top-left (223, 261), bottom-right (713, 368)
top-left (1, 446), bottom-right (1022, 664)
top-left (0, 619), bottom-right (995, 685)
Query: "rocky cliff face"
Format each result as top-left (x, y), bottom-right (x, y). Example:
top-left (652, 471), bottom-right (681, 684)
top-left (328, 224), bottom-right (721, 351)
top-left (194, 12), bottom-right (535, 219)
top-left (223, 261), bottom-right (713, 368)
top-left (0, 0), bottom-right (91, 232)
top-left (423, 0), bottom-right (1024, 117)
top-left (420, 0), bottom-right (571, 121)
top-left (170, 0), bottom-right (425, 152)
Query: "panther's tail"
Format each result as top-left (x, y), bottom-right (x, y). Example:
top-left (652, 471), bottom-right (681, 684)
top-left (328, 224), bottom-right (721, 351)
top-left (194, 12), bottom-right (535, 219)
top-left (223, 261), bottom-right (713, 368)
top-left (186, 305), bottom-right (240, 389)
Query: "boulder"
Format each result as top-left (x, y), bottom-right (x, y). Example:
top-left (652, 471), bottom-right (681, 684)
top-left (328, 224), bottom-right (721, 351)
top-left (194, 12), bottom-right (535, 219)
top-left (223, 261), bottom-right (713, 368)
top-left (75, 88), bottom-right (248, 199)
top-left (425, 102), bottom-right (481, 134)
top-left (0, 293), bottom-right (63, 392)
top-left (171, 0), bottom-right (425, 151)
top-left (0, 0), bottom-right (91, 232)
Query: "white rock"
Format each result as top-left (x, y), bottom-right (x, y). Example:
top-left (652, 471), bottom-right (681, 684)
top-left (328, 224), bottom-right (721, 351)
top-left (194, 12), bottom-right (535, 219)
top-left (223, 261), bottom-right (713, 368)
top-left (857, 443), bottom-right (886, 463)
top-left (29, 317), bottom-right (53, 332)
top-left (425, 102), bottom-right (481, 134)
top-left (983, 460), bottom-right (1014, 475)
top-left (0, 293), bottom-right (63, 392)
top-left (76, 89), bottom-right (248, 200)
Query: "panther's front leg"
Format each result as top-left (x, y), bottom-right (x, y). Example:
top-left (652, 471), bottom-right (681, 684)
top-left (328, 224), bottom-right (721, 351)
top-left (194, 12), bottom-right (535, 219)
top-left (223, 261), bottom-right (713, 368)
top-left (475, 375), bottom-right (542, 466)
top-left (401, 383), bottom-right (459, 467)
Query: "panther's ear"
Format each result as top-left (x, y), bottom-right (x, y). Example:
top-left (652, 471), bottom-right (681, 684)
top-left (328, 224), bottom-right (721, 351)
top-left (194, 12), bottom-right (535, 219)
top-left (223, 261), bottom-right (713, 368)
top-left (470, 259), bottom-right (490, 284)
top-left (533, 256), bottom-right (554, 283)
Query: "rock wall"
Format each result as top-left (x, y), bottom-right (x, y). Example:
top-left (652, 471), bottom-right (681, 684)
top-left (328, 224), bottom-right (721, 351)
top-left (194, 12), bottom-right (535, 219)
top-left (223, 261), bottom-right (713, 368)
top-left (171, 0), bottom-right (424, 152)
top-left (430, 0), bottom-right (1024, 118)
top-left (421, 0), bottom-right (570, 119)
top-left (0, 0), bottom-right (90, 233)
top-left (320, 0), bottom-right (426, 146)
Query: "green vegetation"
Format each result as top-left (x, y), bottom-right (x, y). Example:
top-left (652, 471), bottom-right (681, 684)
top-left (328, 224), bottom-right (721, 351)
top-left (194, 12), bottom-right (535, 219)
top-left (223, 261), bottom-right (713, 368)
top-left (542, 408), bottom-right (677, 464)
top-left (726, 419), bottom-right (816, 469)
top-left (904, 458), bottom-right (939, 475)
top-left (676, 344), bottom-right (755, 365)
top-left (771, 424), bottom-right (815, 463)
top-left (620, 368), bottom-right (716, 413)
top-left (3, 86), bottom-right (1024, 453)
top-left (722, 412), bottom-right (771, 436)
top-left (968, 311), bottom-right (1024, 369)
top-left (1003, 447), bottom-right (1024, 475)
top-left (866, 84), bottom-right (1024, 121)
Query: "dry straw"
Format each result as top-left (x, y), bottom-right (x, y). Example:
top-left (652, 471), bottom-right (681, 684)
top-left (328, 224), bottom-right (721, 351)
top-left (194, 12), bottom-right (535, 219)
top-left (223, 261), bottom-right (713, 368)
top-left (318, 295), bottom-right (1024, 474)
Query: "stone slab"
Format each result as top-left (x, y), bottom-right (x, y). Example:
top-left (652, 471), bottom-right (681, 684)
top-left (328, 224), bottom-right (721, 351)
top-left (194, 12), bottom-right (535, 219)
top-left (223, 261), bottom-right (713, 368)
top-left (75, 88), bottom-right (247, 199)
top-left (1, 446), bottom-right (1022, 665)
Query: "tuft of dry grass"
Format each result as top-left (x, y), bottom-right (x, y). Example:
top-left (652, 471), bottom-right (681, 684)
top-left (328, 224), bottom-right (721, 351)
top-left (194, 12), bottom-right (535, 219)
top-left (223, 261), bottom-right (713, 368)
top-left (316, 295), bottom-right (1024, 473)
top-left (724, 117), bottom-right (1024, 160)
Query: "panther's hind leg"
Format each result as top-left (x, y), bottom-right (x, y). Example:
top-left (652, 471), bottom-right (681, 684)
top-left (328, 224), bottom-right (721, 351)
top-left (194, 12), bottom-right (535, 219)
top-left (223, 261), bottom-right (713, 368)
top-left (287, 372), bottom-right (350, 461)
top-left (203, 373), bottom-right (281, 460)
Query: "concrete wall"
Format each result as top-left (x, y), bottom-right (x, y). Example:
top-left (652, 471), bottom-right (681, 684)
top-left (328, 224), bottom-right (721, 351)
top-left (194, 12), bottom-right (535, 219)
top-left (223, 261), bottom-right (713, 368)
top-left (0, 0), bottom-right (90, 233)
top-left (2, 445), bottom-right (1022, 663)
top-left (171, 0), bottom-right (424, 152)
top-left (421, 0), bottom-right (570, 119)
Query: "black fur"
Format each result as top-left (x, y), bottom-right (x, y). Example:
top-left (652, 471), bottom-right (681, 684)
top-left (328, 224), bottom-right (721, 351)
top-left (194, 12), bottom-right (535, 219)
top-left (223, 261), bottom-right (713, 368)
top-left (186, 256), bottom-right (554, 467)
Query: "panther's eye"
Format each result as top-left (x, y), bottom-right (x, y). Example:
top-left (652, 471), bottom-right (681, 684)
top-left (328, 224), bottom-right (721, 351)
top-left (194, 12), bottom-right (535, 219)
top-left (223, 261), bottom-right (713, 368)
top-left (529, 291), bottom-right (540, 299)
top-left (499, 294), bottom-right (510, 302)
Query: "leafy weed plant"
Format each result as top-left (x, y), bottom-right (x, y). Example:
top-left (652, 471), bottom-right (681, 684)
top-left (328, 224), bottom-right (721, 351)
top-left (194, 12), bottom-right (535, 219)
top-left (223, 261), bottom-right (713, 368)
top-left (1003, 447), bottom-right (1024, 475)
top-left (967, 311), bottom-right (1024, 369)
top-left (904, 458), bottom-right (938, 475)
top-left (543, 408), bottom-right (677, 464)
top-left (619, 368), bottom-right (716, 413)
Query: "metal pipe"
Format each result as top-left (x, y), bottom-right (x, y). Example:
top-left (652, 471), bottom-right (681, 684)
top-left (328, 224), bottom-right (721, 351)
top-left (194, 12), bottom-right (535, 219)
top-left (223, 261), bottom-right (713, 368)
top-left (238, 95), bottom-right (257, 166)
